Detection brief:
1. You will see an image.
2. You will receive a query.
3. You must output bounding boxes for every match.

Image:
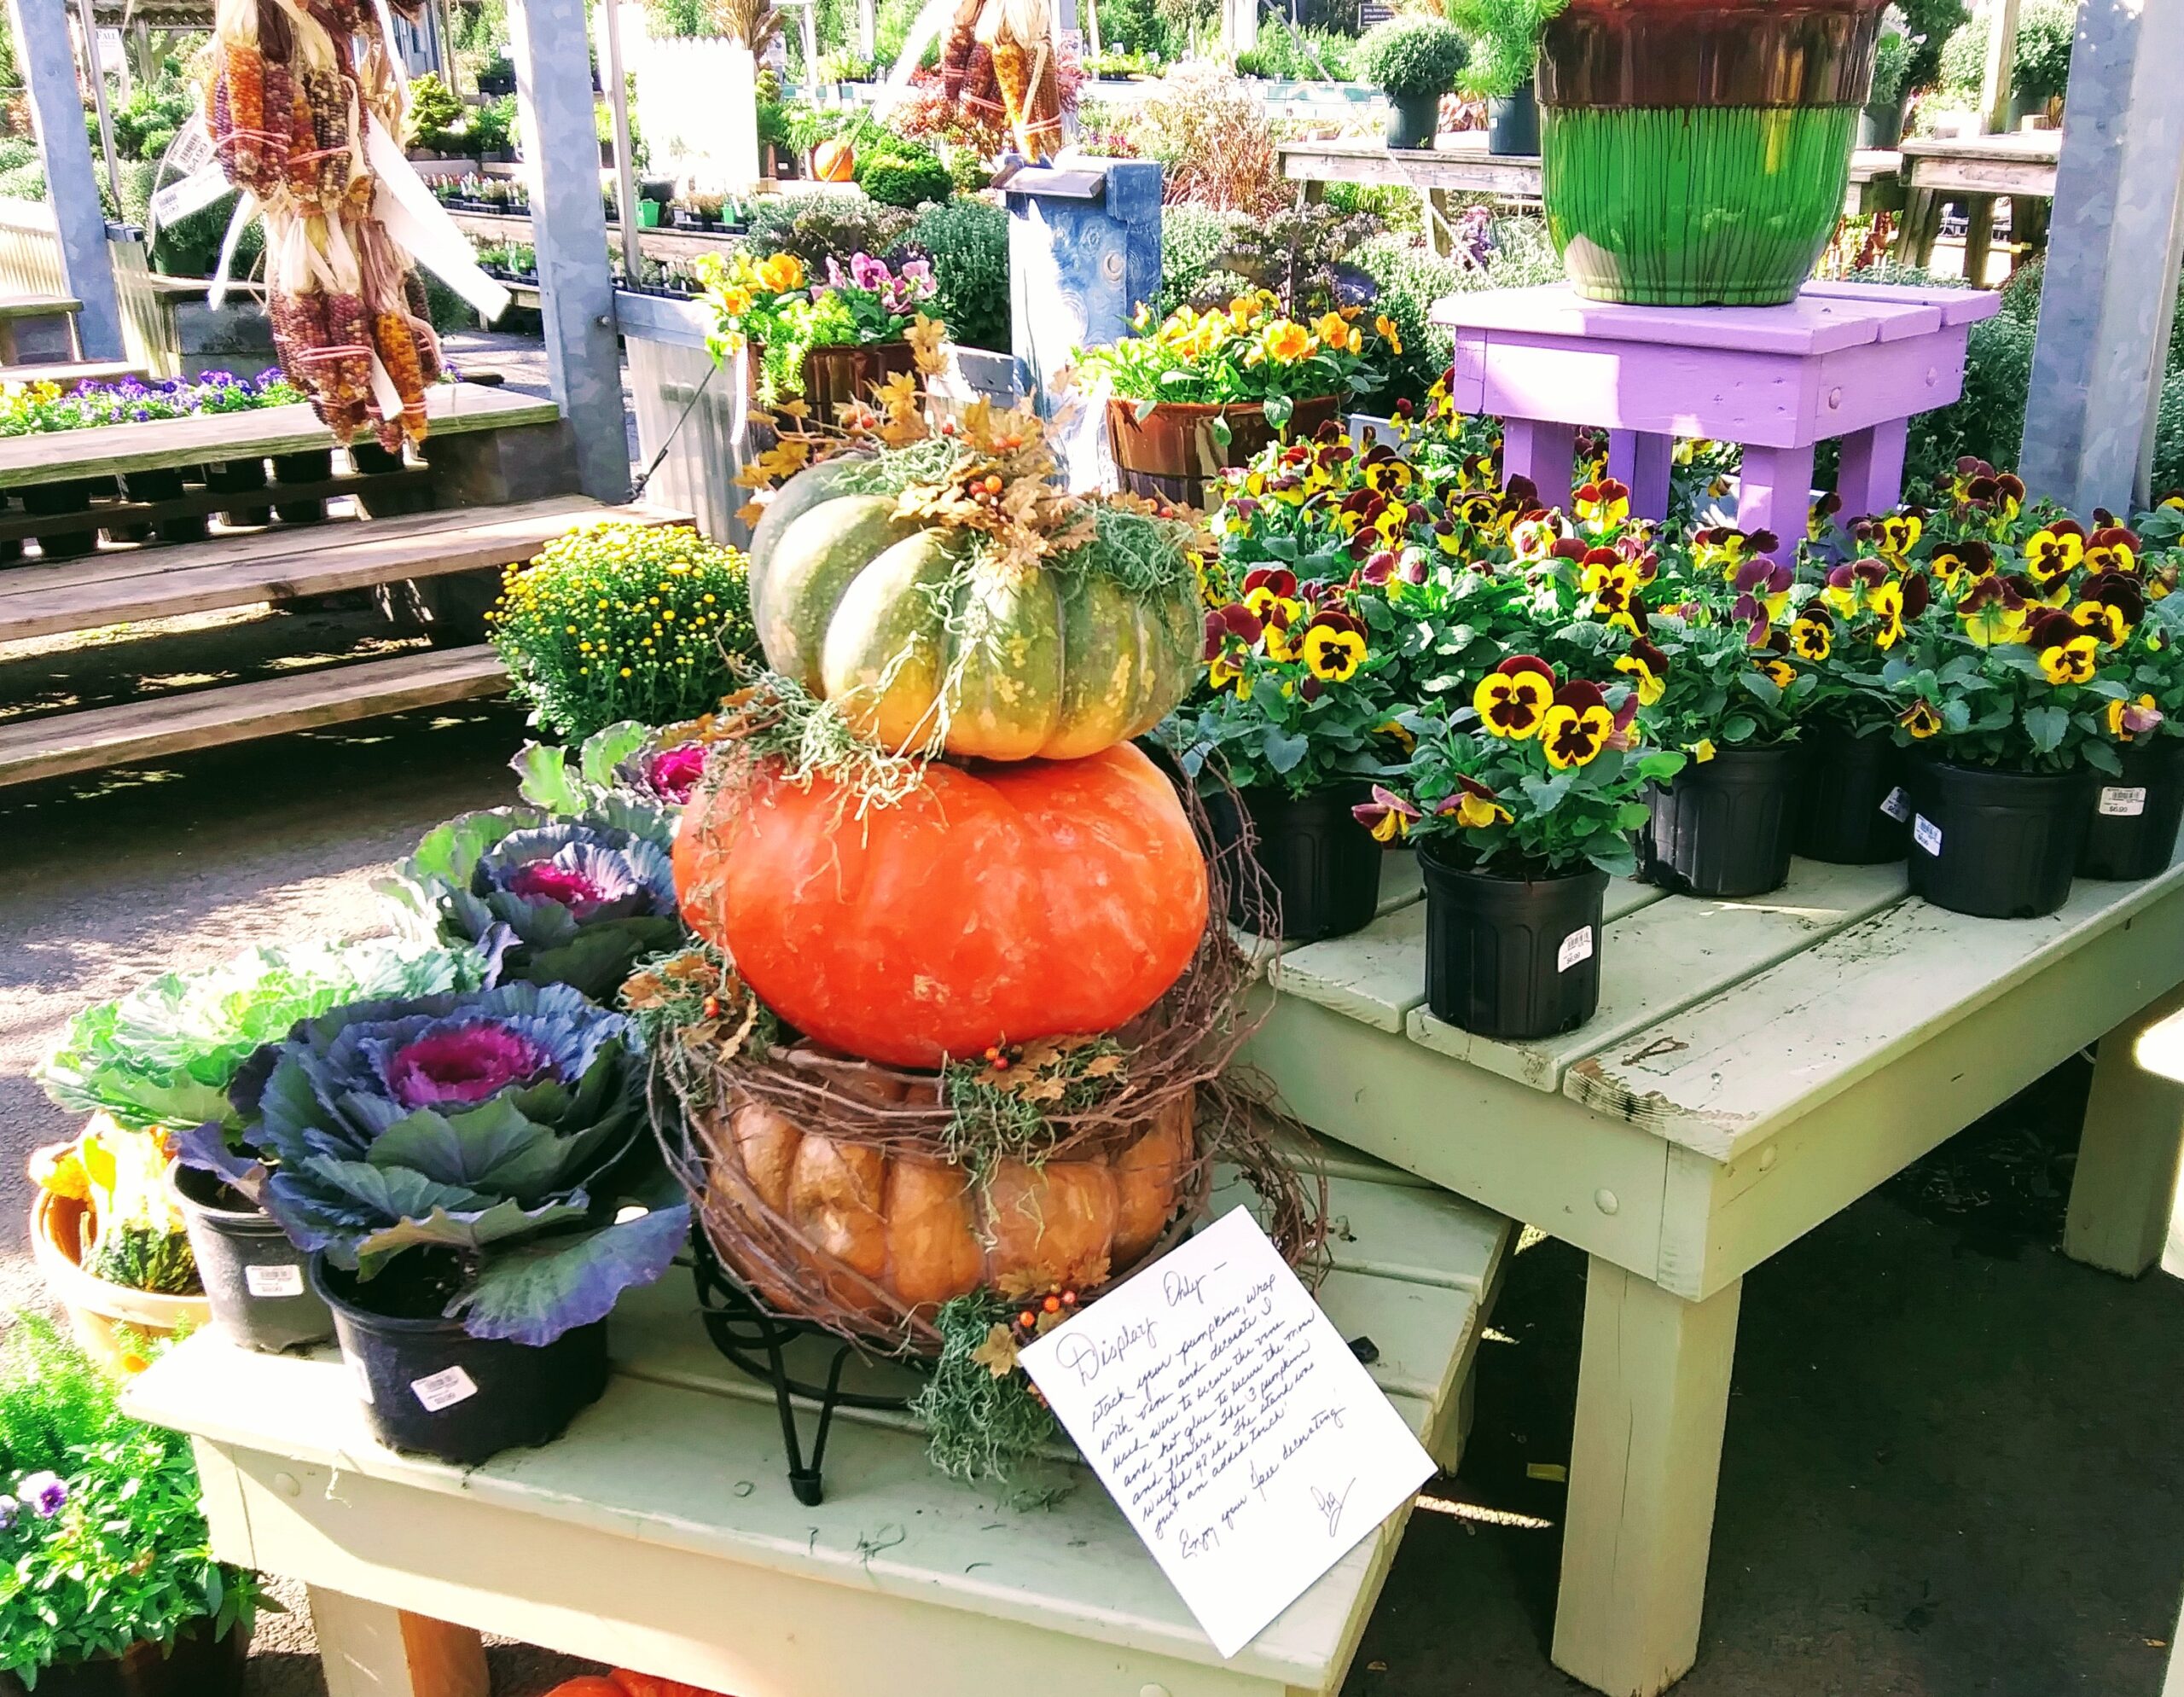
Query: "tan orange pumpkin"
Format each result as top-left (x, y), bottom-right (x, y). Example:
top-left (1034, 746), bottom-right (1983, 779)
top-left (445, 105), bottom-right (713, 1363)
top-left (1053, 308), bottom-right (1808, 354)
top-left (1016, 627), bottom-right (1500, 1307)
top-left (811, 137), bottom-right (857, 182)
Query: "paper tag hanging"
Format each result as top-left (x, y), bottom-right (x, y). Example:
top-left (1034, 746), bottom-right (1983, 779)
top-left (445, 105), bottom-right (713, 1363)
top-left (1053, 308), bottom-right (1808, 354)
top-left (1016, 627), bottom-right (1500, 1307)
top-left (1879, 787), bottom-right (1910, 822)
top-left (1913, 815), bottom-right (1943, 857)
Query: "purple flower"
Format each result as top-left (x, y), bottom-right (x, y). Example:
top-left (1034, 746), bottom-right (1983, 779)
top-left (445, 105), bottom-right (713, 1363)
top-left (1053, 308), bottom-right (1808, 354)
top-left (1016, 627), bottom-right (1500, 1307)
top-left (0, 1495), bottom-right (18, 1531)
top-left (384, 1021), bottom-right (552, 1108)
top-left (18, 1473), bottom-right (67, 1518)
top-left (642, 742), bottom-right (707, 805)
top-left (849, 252), bottom-right (891, 292)
top-left (898, 258), bottom-right (936, 298)
top-left (823, 255), bottom-right (849, 290)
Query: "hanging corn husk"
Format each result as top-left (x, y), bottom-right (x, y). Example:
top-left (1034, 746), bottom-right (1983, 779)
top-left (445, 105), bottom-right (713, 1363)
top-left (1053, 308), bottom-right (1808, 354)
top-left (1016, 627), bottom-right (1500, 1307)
top-left (206, 0), bottom-right (450, 445)
top-left (978, 0), bottom-right (1061, 161)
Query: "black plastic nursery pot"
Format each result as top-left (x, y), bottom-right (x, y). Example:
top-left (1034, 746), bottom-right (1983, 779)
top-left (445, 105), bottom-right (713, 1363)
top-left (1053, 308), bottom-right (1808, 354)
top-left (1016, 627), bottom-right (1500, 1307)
top-left (1638, 742), bottom-right (1799, 898)
top-left (271, 449), bottom-right (333, 524)
top-left (1903, 758), bottom-right (2091, 919)
top-left (22, 478), bottom-right (96, 560)
top-left (1796, 718), bottom-right (1909, 864)
top-left (115, 466), bottom-right (211, 545)
top-left (1419, 845), bottom-right (1609, 1038)
top-left (1206, 782), bottom-right (1383, 944)
top-left (171, 1164), bottom-right (334, 1353)
top-left (204, 457), bottom-right (271, 526)
top-left (2077, 738), bottom-right (2184, 882)
top-left (0, 1618), bottom-right (247, 1697)
top-left (1386, 88), bottom-right (1442, 149)
top-left (314, 1251), bottom-right (610, 1466)
top-left (1487, 84), bottom-right (1542, 155)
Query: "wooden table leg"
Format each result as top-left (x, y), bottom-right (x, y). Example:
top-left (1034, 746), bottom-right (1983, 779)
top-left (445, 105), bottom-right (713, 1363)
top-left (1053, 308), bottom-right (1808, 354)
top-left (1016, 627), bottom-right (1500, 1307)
top-left (1606, 430), bottom-right (1673, 522)
top-left (1897, 187), bottom-right (1937, 268)
top-left (1733, 441), bottom-right (1815, 556)
top-left (1553, 1260), bottom-right (1743, 1697)
top-left (1962, 193), bottom-right (1995, 286)
top-left (1502, 418), bottom-right (1577, 517)
top-left (307, 1589), bottom-right (491, 1697)
top-left (1833, 416), bottom-right (1909, 523)
top-left (2064, 982), bottom-right (2184, 1277)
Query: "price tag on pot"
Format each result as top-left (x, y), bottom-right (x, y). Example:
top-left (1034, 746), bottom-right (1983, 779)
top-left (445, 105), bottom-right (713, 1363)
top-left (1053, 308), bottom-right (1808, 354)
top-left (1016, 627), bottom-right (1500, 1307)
top-left (352, 1357), bottom-right (375, 1404)
top-left (1557, 927), bottom-right (1594, 973)
top-left (1879, 787), bottom-right (1911, 822)
top-left (2100, 787), bottom-right (2148, 817)
top-left (1016, 1206), bottom-right (1434, 1659)
top-left (1913, 815), bottom-right (1943, 857)
top-left (244, 1262), bottom-right (306, 1299)
top-left (410, 1365), bottom-right (479, 1414)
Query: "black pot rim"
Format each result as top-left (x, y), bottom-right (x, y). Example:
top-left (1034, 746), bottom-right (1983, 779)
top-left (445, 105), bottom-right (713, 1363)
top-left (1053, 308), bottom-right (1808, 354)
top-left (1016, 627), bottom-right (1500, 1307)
top-left (1918, 757), bottom-right (2092, 791)
top-left (311, 1250), bottom-right (475, 1339)
top-left (1416, 839), bottom-right (1607, 887)
top-left (168, 1162), bottom-right (280, 1226)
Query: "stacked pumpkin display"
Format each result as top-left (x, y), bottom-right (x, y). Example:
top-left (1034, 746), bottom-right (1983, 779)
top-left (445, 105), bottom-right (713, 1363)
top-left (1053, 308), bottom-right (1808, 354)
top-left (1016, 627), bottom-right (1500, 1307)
top-left (661, 400), bottom-right (1240, 1345)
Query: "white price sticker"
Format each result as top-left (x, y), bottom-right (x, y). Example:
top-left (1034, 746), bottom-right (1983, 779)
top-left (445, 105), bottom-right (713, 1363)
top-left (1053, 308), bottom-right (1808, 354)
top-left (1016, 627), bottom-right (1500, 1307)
top-left (1556, 926), bottom-right (1594, 973)
top-left (2100, 786), bottom-right (2148, 817)
top-left (410, 1365), bottom-right (479, 1413)
top-left (243, 1262), bottom-right (305, 1298)
top-left (353, 1357), bottom-right (375, 1404)
top-left (1879, 786), bottom-right (1910, 822)
top-left (1912, 814), bottom-right (1943, 857)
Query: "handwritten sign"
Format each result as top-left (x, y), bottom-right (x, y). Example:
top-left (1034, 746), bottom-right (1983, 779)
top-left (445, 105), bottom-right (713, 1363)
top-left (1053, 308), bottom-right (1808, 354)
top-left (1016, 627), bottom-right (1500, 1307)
top-left (1017, 1206), bottom-right (1434, 1658)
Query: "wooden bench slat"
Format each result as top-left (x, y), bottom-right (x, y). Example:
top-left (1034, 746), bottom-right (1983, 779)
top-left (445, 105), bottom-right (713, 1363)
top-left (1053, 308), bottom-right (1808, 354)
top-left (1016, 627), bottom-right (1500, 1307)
top-left (1564, 844), bottom-right (2184, 1159)
top-left (0, 497), bottom-right (684, 642)
top-left (0, 644), bottom-right (507, 786)
top-left (1408, 859), bottom-right (1909, 1090)
top-left (0, 359), bottom-right (145, 386)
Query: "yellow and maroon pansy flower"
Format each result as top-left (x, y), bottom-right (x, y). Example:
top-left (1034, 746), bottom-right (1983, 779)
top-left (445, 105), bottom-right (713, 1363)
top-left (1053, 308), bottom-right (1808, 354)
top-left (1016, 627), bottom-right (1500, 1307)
top-left (1789, 607), bottom-right (1834, 661)
top-left (1871, 570), bottom-right (1928, 649)
top-left (2086, 526), bottom-right (2140, 576)
top-left (1374, 717), bottom-right (1415, 753)
top-left (2023, 521), bottom-right (2087, 588)
top-left (1823, 556), bottom-right (1889, 618)
top-left (1614, 637), bottom-right (1670, 706)
top-left (1298, 608), bottom-right (1368, 683)
top-left (1361, 447), bottom-right (1415, 495)
top-left (1540, 679), bottom-right (1615, 769)
top-left (1263, 601), bottom-right (1304, 661)
top-left (1733, 557), bottom-right (1794, 624)
top-left (1927, 538), bottom-right (1993, 593)
top-left (1808, 491), bottom-right (1843, 542)
top-left (1510, 510), bottom-right (1569, 561)
top-left (1760, 656), bottom-right (1798, 689)
top-left (1898, 699), bottom-right (1943, 739)
top-left (1352, 785), bottom-right (1420, 843)
top-left (2028, 609), bottom-right (2099, 683)
top-left (1580, 548), bottom-right (1645, 634)
top-left (1473, 655), bottom-right (1556, 739)
top-left (1873, 513), bottom-right (1922, 561)
top-left (1574, 477), bottom-right (1631, 530)
top-left (2107, 694), bottom-right (2164, 741)
top-left (1438, 775), bottom-right (1514, 830)
top-left (1956, 572), bottom-right (2030, 647)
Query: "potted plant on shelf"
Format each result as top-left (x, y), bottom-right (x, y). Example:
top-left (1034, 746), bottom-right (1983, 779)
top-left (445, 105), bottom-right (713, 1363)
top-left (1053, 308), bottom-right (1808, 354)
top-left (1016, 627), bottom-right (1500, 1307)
top-left (0, 1316), bottom-right (269, 1697)
top-left (1859, 15), bottom-right (1914, 148)
top-left (1443, 0), bottom-right (1566, 156)
top-left (1367, 656), bottom-right (1682, 1037)
top-left (180, 982), bottom-right (689, 1466)
top-left (2082, 508), bottom-right (2184, 878)
top-left (697, 247), bottom-right (940, 414)
top-left (1535, 0), bottom-right (1891, 304)
top-left (1169, 560), bottom-right (1405, 944)
top-left (1359, 15), bottom-right (1471, 150)
top-left (35, 938), bottom-right (490, 1357)
top-left (1083, 292), bottom-right (1391, 511)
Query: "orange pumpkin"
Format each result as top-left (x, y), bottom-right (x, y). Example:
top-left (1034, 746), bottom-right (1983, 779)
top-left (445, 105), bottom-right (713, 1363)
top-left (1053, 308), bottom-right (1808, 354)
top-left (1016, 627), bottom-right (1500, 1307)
top-left (543, 1682), bottom-right (626, 1697)
top-left (611, 1672), bottom-right (729, 1697)
top-left (677, 742), bottom-right (1207, 1067)
top-left (811, 137), bottom-right (857, 182)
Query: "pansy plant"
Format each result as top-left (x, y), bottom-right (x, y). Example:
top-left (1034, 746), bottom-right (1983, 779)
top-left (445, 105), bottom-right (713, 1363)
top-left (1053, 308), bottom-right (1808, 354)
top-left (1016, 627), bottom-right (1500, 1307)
top-left (1361, 656), bottom-right (1685, 879)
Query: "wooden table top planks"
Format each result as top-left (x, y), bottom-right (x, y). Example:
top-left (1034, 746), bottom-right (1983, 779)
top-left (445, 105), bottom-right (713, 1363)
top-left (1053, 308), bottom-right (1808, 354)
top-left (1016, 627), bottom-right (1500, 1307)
top-left (127, 1135), bottom-right (1511, 1697)
top-left (1897, 130), bottom-right (2062, 197)
top-left (0, 383), bottom-right (560, 490)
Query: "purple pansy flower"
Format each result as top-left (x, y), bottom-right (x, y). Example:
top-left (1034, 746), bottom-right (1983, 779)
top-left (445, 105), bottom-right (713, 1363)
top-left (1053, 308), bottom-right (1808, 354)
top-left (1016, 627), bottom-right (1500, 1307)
top-left (18, 1473), bottom-right (67, 1518)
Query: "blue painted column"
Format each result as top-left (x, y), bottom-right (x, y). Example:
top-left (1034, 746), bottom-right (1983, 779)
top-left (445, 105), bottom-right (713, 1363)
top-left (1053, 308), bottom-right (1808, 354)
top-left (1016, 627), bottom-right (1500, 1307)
top-left (508, 0), bottom-right (630, 503)
top-left (1005, 159), bottom-right (1162, 487)
top-left (6, 0), bottom-right (125, 359)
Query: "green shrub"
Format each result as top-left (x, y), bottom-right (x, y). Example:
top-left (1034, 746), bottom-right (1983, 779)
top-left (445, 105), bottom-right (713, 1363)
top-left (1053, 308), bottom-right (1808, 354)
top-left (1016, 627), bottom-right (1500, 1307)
top-left (1356, 218), bottom-right (1560, 408)
top-left (1235, 19), bottom-right (1353, 78)
top-left (1156, 204), bottom-right (1247, 317)
top-left (405, 72), bottom-right (466, 142)
top-left (859, 145), bottom-right (954, 209)
top-left (2153, 368), bottom-right (2184, 500)
top-left (1442, 0), bottom-right (1565, 100)
top-left (1868, 26), bottom-right (1911, 108)
top-left (1850, 261), bottom-right (2035, 494)
top-left (0, 138), bottom-right (37, 176)
top-left (746, 192), bottom-right (918, 269)
top-left (1898, 0), bottom-right (1969, 91)
top-left (1359, 15), bottom-right (1469, 97)
top-left (2011, 1), bottom-right (2074, 105)
top-left (908, 197), bottom-right (1008, 352)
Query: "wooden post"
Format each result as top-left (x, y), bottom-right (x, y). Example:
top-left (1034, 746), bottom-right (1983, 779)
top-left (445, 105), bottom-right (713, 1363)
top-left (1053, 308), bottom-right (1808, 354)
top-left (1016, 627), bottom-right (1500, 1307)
top-left (307, 1589), bottom-right (490, 1697)
top-left (7, 0), bottom-right (124, 360)
top-left (2019, 0), bottom-right (2184, 514)
top-left (598, 0), bottom-right (642, 286)
top-left (857, 0), bottom-right (875, 59)
top-left (1978, 0), bottom-right (2021, 134)
top-left (508, 0), bottom-right (631, 503)
top-left (2064, 982), bottom-right (2184, 1278)
top-left (1553, 1262), bottom-right (1743, 1697)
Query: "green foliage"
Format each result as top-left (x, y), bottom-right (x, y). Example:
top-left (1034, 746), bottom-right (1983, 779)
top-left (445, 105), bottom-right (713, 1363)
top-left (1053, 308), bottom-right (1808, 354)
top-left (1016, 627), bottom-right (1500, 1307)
top-left (106, 75), bottom-right (197, 163)
top-left (1848, 260), bottom-right (2033, 496)
top-left (1356, 218), bottom-right (1561, 408)
top-left (1197, 205), bottom-right (1382, 322)
top-left (1868, 26), bottom-right (1911, 108)
top-left (1095, 0), bottom-right (1170, 56)
top-left (0, 158), bottom-right (45, 203)
top-left (1155, 203), bottom-right (1247, 317)
top-left (2011, 0), bottom-right (2074, 103)
top-left (0, 138), bottom-right (36, 175)
top-left (38, 939), bottom-right (486, 1135)
top-left (1442, 0), bottom-right (1564, 99)
top-left (909, 1296), bottom-right (1065, 1485)
top-left (907, 197), bottom-right (1008, 352)
top-left (405, 71), bottom-right (467, 140)
top-left (858, 144), bottom-right (954, 209)
top-left (1935, 14), bottom-right (1988, 101)
top-left (747, 190), bottom-right (917, 270)
top-left (1235, 19), bottom-right (1354, 78)
top-left (2154, 369), bottom-right (2184, 501)
top-left (647, 0), bottom-right (713, 35)
top-left (1896, 0), bottom-right (1968, 90)
top-left (1359, 15), bottom-right (1470, 97)
top-left (0, 1316), bottom-right (267, 1684)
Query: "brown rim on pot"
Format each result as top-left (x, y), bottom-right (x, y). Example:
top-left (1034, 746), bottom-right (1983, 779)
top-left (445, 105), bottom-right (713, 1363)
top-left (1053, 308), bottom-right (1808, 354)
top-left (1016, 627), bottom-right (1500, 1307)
top-left (1538, 0), bottom-right (1889, 110)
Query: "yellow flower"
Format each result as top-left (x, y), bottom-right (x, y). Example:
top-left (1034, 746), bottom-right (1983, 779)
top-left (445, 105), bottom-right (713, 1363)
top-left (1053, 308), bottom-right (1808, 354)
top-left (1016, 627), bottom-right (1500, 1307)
top-left (1262, 321), bottom-right (1312, 364)
top-left (716, 283), bottom-right (754, 317)
top-left (2071, 600), bottom-right (2128, 645)
top-left (756, 252), bottom-right (805, 293)
top-left (1541, 702), bottom-right (1613, 769)
top-left (1300, 622), bottom-right (1367, 682)
top-left (2107, 694), bottom-right (2160, 739)
top-left (1898, 700), bottom-right (1941, 739)
top-left (2037, 632), bottom-right (2099, 684)
top-left (1450, 788), bottom-right (1512, 829)
top-left (1374, 313), bottom-right (1403, 356)
top-left (1788, 615), bottom-right (1833, 661)
top-left (1761, 658), bottom-right (1797, 689)
top-left (1875, 514), bottom-right (1922, 559)
top-left (1208, 654), bottom-right (1247, 696)
top-left (1613, 651), bottom-right (1665, 706)
top-left (1314, 311), bottom-right (1349, 346)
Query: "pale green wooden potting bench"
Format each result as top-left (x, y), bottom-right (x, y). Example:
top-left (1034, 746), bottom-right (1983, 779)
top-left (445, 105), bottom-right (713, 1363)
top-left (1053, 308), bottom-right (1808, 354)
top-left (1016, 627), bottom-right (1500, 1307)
top-left (125, 1132), bottom-right (1511, 1697)
top-left (1239, 845), bottom-right (2184, 1697)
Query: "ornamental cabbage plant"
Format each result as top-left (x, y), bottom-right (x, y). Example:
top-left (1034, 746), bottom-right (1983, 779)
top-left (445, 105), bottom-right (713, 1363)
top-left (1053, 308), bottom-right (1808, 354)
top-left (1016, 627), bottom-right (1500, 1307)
top-left (511, 720), bottom-right (710, 841)
top-left (378, 802), bottom-right (685, 1001)
top-left (182, 983), bottom-right (686, 1345)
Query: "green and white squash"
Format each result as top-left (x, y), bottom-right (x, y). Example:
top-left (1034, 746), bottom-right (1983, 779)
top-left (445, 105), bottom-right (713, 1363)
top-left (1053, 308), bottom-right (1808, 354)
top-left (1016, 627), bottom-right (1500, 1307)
top-left (747, 461), bottom-right (1201, 763)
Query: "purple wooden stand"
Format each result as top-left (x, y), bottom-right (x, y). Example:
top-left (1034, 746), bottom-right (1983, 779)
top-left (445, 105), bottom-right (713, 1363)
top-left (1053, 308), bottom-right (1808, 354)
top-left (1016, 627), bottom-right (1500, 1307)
top-left (1430, 282), bottom-right (2002, 555)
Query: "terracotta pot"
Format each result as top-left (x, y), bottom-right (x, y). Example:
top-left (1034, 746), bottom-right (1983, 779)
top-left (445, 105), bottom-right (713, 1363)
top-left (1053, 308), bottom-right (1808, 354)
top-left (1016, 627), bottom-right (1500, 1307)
top-left (786, 340), bottom-right (918, 422)
top-left (28, 1178), bottom-right (210, 1378)
top-left (1105, 394), bottom-right (1343, 512)
top-left (0, 1619), bottom-right (247, 1697)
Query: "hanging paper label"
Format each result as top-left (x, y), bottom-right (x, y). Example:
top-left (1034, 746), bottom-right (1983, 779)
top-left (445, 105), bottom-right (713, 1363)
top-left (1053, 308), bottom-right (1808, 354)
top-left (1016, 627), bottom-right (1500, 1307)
top-left (410, 1365), bottom-right (480, 1413)
top-left (1879, 786), bottom-right (1911, 822)
top-left (150, 164), bottom-right (235, 233)
top-left (2100, 787), bottom-right (2148, 817)
top-left (244, 1263), bottom-right (306, 1299)
top-left (1017, 1207), bottom-right (1435, 1659)
top-left (1557, 927), bottom-right (1594, 973)
top-left (160, 115), bottom-right (217, 184)
top-left (1913, 815), bottom-right (1943, 857)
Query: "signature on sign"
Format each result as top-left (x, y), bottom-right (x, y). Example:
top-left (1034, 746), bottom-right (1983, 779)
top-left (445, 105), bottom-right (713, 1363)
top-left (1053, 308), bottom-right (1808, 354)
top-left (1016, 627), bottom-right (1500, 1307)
top-left (1310, 1479), bottom-right (1356, 1539)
